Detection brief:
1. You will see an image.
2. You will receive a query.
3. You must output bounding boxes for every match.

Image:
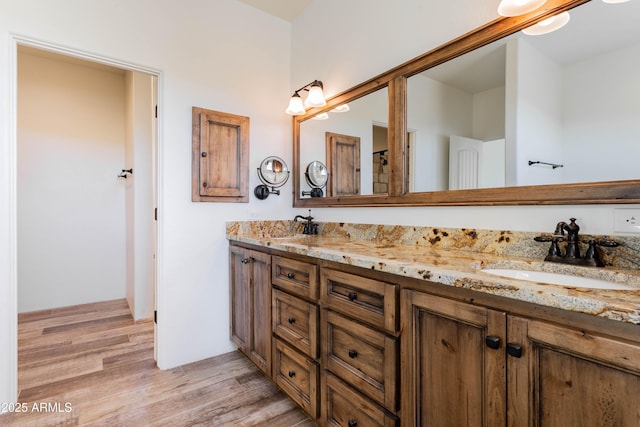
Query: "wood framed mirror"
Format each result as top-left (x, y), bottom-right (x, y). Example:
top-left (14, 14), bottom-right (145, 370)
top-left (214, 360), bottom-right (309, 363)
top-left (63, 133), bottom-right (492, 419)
top-left (293, 0), bottom-right (640, 207)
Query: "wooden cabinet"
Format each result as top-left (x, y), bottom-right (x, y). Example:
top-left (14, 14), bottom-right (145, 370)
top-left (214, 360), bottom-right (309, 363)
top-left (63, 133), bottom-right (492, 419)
top-left (323, 373), bottom-right (397, 427)
top-left (507, 316), bottom-right (640, 426)
top-left (192, 107), bottom-right (249, 203)
top-left (272, 255), bottom-right (321, 420)
top-left (230, 244), bottom-right (640, 426)
top-left (273, 255), bottom-right (319, 301)
top-left (273, 338), bottom-right (320, 418)
top-left (321, 268), bottom-right (399, 425)
top-left (229, 246), bottom-right (271, 376)
top-left (401, 290), bottom-right (507, 426)
top-left (401, 288), bottom-right (640, 426)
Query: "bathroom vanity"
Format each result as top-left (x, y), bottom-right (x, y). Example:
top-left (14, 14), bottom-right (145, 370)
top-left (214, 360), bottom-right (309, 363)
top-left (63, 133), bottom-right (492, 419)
top-left (227, 220), bottom-right (640, 426)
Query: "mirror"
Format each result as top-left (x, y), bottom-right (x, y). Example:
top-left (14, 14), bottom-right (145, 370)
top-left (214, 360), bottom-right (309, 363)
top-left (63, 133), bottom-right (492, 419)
top-left (408, 0), bottom-right (640, 192)
top-left (293, 0), bottom-right (640, 207)
top-left (254, 156), bottom-right (289, 200)
top-left (299, 86), bottom-right (389, 197)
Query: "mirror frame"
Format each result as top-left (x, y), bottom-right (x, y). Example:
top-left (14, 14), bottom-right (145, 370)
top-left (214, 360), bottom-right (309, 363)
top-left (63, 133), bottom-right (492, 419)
top-left (293, 0), bottom-right (640, 207)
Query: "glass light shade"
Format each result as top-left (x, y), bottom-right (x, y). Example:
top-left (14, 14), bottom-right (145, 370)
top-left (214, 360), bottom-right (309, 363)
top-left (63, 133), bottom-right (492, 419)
top-left (498, 0), bottom-right (547, 16)
top-left (305, 84), bottom-right (326, 107)
top-left (602, 0), bottom-right (631, 3)
top-left (285, 93), bottom-right (306, 115)
top-left (330, 104), bottom-right (350, 113)
top-left (311, 112), bottom-right (329, 120)
top-left (523, 11), bottom-right (570, 35)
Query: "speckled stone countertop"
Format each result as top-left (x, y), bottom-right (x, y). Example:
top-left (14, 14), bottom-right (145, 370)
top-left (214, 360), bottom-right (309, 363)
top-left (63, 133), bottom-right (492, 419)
top-left (226, 220), bottom-right (640, 325)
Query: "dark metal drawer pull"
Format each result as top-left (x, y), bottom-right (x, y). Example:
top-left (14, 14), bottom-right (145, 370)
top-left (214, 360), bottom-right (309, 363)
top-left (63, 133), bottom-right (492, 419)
top-left (485, 336), bottom-right (501, 350)
top-left (288, 370), bottom-right (296, 378)
top-left (348, 349), bottom-right (358, 359)
top-left (287, 272), bottom-right (295, 279)
top-left (287, 317), bottom-right (296, 324)
top-left (347, 292), bottom-right (357, 301)
top-left (507, 343), bottom-right (523, 358)
top-left (348, 420), bottom-right (357, 427)
top-left (240, 258), bottom-right (249, 264)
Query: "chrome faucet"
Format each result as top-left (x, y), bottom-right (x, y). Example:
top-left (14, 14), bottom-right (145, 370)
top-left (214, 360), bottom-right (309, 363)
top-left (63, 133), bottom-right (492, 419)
top-left (294, 210), bottom-right (318, 235)
top-left (534, 218), bottom-right (619, 267)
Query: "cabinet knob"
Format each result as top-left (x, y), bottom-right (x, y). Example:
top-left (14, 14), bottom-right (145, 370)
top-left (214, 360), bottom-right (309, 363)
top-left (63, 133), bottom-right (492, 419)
top-left (485, 336), bottom-right (501, 350)
top-left (202, 182), bottom-right (208, 188)
top-left (287, 272), bottom-right (295, 279)
top-left (348, 420), bottom-right (358, 427)
top-left (507, 343), bottom-right (523, 358)
top-left (240, 258), bottom-right (249, 264)
top-left (201, 152), bottom-right (207, 157)
top-left (288, 370), bottom-right (296, 378)
top-left (348, 349), bottom-right (358, 359)
top-left (348, 292), bottom-right (357, 301)
top-left (288, 317), bottom-right (296, 324)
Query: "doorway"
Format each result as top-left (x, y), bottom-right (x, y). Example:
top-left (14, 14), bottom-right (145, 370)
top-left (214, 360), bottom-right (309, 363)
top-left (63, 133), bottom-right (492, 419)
top-left (13, 39), bottom-right (160, 396)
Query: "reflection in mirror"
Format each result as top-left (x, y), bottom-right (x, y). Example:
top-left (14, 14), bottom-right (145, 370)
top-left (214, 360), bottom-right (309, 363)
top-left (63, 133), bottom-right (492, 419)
top-left (299, 86), bottom-right (389, 197)
top-left (303, 161), bottom-right (328, 197)
top-left (407, 0), bottom-right (640, 193)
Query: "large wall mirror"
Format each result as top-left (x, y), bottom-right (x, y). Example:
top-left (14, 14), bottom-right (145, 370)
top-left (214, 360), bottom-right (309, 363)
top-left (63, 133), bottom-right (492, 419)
top-left (293, 0), bottom-right (640, 207)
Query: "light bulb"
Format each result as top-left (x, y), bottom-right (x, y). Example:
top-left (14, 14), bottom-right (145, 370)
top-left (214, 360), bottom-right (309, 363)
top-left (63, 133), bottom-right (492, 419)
top-left (498, 0), bottom-right (547, 16)
top-left (523, 11), bottom-right (570, 35)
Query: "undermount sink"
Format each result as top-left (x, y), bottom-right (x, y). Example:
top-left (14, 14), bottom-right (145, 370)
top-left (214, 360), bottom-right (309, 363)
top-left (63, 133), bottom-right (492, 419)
top-left (481, 269), bottom-right (637, 290)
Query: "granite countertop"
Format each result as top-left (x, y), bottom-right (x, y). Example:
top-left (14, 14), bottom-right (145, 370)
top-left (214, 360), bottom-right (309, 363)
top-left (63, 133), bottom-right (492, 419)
top-left (226, 221), bottom-right (640, 325)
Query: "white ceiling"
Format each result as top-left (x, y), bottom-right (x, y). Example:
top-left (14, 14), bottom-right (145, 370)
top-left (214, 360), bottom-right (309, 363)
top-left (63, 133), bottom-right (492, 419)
top-left (237, 0), bottom-right (313, 21)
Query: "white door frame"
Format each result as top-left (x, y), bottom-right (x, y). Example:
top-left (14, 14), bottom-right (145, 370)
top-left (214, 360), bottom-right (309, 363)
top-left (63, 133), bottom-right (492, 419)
top-left (7, 34), bottom-right (164, 400)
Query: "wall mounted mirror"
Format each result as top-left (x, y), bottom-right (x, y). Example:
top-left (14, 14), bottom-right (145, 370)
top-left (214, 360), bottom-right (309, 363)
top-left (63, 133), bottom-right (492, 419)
top-left (293, 0), bottom-right (640, 207)
top-left (254, 156), bottom-right (289, 200)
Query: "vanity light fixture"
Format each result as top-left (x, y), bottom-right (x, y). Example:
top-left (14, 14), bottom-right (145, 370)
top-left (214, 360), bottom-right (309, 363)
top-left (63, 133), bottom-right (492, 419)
top-left (523, 11), bottom-right (570, 35)
top-left (285, 80), bottom-right (326, 115)
top-left (602, 0), bottom-right (631, 3)
top-left (498, 0), bottom-right (547, 16)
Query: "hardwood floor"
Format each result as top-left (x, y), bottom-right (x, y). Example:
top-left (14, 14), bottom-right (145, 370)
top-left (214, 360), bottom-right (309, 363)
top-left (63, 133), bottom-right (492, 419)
top-left (0, 299), bottom-right (316, 426)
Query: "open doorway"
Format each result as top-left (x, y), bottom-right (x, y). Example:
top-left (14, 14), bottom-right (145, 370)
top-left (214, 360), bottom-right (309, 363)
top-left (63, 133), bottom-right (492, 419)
top-left (15, 42), bottom-right (159, 377)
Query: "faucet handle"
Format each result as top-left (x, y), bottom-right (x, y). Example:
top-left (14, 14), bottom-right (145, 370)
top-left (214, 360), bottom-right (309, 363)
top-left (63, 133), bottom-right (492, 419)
top-left (595, 239), bottom-right (620, 248)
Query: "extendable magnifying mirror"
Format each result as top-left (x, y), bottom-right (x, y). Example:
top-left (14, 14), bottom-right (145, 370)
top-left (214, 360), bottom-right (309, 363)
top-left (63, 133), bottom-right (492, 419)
top-left (254, 156), bottom-right (290, 200)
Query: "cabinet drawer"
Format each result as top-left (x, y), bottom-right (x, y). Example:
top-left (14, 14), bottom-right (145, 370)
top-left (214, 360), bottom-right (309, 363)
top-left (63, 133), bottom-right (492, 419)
top-left (323, 310), bottom-right (398, 411)
top-left (273, 256), bottom-right (318, 301)
top-left (273, 339), bottom-right (320, 419)
top-left (320, 268), bottom-right (398, 334)
top-left (273, 289), bottom-right (319, 359)
top-left (322, 373), bottom-right (398, 427)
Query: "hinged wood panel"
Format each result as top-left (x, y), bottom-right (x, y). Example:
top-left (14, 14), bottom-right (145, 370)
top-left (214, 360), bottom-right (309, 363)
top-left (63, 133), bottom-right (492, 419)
top-left (192, 107), bottom-right (249, 202)
top-left (507, 316), bottom-right (640, 427)
top-left (326, 132), bottom-right (361, 197)
top-left (400, 289), bottom-right (507, 427)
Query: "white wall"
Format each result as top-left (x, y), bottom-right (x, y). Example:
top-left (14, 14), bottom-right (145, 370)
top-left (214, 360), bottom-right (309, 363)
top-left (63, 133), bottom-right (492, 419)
top-left (17, 50), bottom-right (127, 312)
top-left (0, 0), bottom-right (293, 403)
top-left (291, 1), bottom-right (640, 232)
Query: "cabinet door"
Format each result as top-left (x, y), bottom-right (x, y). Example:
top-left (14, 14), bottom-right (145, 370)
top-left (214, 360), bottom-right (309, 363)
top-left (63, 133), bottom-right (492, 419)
top-left (229, 246), bottom-right (271, 377)
top-left (248, 250), bottom-right (272, 377)
top-left (229, 246), bottom-right (250, 353)
top-left (192, 107), bottom-right (249, 202)
top-left (401, 289), bottom-right (507, 427)
top-left (507, 316), bottom-right (640, 427)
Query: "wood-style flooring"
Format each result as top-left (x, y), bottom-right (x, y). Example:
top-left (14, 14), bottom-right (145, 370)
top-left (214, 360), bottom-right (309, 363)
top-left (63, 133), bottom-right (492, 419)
top-left (0, 298), bottom-right (316, 426)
